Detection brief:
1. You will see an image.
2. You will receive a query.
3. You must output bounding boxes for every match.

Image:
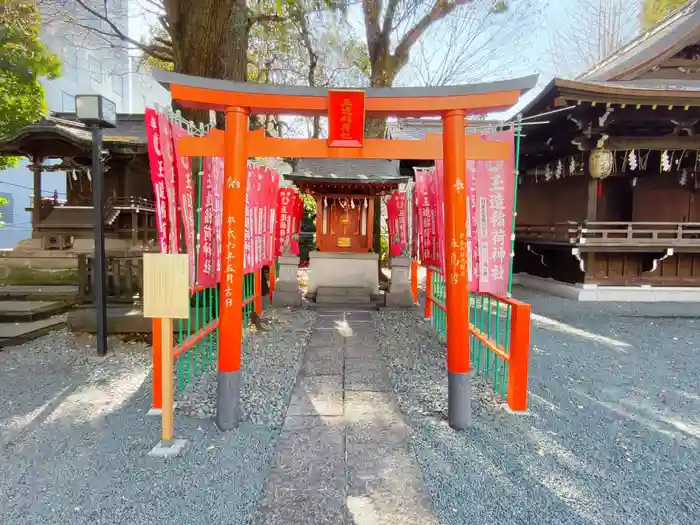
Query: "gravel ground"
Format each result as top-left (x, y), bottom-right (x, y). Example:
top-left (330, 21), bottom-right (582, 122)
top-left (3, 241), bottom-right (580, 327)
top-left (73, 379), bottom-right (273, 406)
top-left (374, 286), bottom-right (700, 525)
top-left (0, 305), bottom-right (316, 525)
top-left (177, 307), bottom-right (316, 427)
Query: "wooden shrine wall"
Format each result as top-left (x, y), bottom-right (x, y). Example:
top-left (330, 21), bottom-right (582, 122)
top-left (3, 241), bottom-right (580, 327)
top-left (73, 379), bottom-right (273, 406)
top-left (630, 175), bottom-right (700, 223)
top-left (516, 177), bottom-right (588, 225)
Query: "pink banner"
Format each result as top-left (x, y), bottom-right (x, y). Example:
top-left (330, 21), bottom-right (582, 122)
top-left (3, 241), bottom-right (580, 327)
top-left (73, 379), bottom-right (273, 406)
top-left (172, 124), bottom-right (195, 289)
top-left (472, 131), bottom-right (515, 296)
top-left (144, 108), bottom-right (169, 254)
top-left (156, 113), bottom-right (180, 254)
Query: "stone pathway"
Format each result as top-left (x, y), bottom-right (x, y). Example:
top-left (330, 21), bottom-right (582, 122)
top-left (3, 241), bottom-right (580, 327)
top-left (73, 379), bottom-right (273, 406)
top-left (252, 308), bottom-right (439, 525)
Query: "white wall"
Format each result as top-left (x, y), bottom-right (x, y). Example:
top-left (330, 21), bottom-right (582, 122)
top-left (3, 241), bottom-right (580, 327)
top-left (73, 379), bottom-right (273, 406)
top-left (0, 0), bottom-right (167, 249)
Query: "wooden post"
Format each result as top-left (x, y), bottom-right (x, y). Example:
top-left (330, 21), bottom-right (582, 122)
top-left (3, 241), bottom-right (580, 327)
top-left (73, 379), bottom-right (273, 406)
top-left (424, 267), bottom-right (433, 320)
top-left (254, 269), bottom-right (263, 314)
top-left (151, 318), bottom-right (163, 410)
top-left (32, 157), bottom-right (42, 234)
top-left (411, 259), bottom-right (419, 304)
top-left (131, 211), bottom-right (138, 246)
top-left (160, 317), bottom-right (174, 441)
top-left (443, 109), bottom-right (471, 430)
top-left (217, 106), bottom-right (249, 431)
top-left (269, 259), bottom-right (276, 299)
top-left (507, 301), bottom-right (531, 412)
top-left (367, 197), bottom-right (375, 251)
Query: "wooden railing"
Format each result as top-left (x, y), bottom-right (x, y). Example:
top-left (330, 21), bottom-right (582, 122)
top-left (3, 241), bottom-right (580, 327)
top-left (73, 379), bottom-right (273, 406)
top-left (516, 221), bottom-right (700, 248)
top-left (77, 253), bottom-right (144, 304)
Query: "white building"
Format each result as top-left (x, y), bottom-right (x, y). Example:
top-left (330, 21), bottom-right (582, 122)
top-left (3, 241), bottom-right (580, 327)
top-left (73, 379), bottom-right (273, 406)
top-left (0, 0), bottom-right (169, 249)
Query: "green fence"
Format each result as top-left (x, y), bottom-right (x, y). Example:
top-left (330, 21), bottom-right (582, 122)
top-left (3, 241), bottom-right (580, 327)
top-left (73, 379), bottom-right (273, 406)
top-left (425, 269), bottom-right (512, 397)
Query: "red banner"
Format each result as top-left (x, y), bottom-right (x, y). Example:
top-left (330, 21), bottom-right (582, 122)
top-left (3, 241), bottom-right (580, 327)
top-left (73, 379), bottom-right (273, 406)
top-left (411, 184), bottom-right (419, 260)
top-left (467, 158), bottom-right (479, 292)
top-left (387, 196), bottom-right (397, 257)
top-left (472, 131), bottom-right (515, 296)
top-left (197, 156), bottom-right (218, 287)
top-left (266, 169), bottom-right (279, 264)
top-left (172, 124), bottom-right (195, 289)
top-left (276, 189), bottom-right (302, 256)
top-left (156, 113), bottom-right (180, 254)
top-left (388, 192), bottom-right (408, 257)
top-left (413, 168), bottom-right (439, 268)
top-left (145, 109), bottom-right (169, 254)
top-left (212, 157), bottom-right (224, 282)
top-left (434, 162), bottom-right (446, 277)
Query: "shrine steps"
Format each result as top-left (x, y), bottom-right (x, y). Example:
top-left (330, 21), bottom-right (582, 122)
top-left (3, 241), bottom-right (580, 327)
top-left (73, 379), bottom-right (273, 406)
top-left (314, 286), bottom-right (373, 306)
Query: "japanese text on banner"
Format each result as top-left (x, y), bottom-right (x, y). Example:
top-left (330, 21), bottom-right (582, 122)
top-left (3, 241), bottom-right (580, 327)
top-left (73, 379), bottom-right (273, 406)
top-left (156, 113), bottom-right (180, 254)
top-left (144, 108), bottom-right (169, 254)
top-left (472, 131), bottom-right (515, 296)
top-left (172, 124), bottom-right (196, 289)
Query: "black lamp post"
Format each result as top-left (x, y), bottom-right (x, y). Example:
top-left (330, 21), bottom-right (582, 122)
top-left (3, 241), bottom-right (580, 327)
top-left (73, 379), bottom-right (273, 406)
top-left (75, 94), bottom-right (117, 356)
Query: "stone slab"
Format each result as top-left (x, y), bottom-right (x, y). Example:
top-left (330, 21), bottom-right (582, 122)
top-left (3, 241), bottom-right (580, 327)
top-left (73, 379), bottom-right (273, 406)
top-left (345, 443), bottom-right (439, 525)
top-left (317, 310), bottom-right (373, 322)
top-left (344, 358), bottom-right (391, 392)
top-left (148, 438), bottom-right (188, 458)
top-left (0, 314), bottom-right (67, 348)
top-left (344, 390), bottom-right (439, 525)
top-left (252, 416), bottom-right (346, 525)
top-left (306, 329), bottom-right (346, 348)
top-left (0, 285), bottom-right (78, 300)
top-left (345, 344), bottom-right (378, 359)
top-left (302, 346), bottom-right (343, 375)
top-left (287, 375), bottom-right (343, 416)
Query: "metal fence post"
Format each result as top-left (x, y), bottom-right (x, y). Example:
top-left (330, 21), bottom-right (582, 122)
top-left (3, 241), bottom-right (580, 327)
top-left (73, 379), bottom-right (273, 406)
top-left (507, 301), bottom-right (531, 412)
top-left (424, 267), bottom-right (433, 320)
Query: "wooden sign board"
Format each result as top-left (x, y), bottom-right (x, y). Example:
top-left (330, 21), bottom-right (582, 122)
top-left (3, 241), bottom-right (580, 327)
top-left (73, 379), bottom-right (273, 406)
top-left (143, 253), bottom-right (190, 319)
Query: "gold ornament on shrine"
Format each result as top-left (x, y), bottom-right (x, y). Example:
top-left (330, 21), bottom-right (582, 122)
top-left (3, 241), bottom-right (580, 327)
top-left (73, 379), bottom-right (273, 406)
top-left (588, 148), bottom-right (613, 180)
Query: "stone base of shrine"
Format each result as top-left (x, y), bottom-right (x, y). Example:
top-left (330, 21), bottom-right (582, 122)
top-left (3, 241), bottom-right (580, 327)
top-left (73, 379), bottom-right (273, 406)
top-left (514, 273), bottom-right (700, 302)
top-left (307, 251), bottom-right (379, 295)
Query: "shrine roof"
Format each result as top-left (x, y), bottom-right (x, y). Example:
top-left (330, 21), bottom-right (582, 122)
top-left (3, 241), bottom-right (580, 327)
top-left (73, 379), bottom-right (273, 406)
top-left (579, 0), bottom-right (700, 82)
top-left (387, 118), bottom-right (506, 140)
top-left (521, 77), bottom-right (700, 118)
top-left (0, 113), bottom-right (147, 159)
top-left (285, 158), bottom-right (407, 185)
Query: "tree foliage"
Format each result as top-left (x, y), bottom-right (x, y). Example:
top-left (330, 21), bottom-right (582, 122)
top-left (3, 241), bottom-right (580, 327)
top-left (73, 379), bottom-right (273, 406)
top-left (0, 0), bottom-right (61, 170)
top-left (641, 0), bottom-right (691, 29)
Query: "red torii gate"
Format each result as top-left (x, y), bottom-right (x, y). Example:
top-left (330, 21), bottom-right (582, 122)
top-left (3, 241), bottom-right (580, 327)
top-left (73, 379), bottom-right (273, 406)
top-left (153, 69), bottom-right (537, 431)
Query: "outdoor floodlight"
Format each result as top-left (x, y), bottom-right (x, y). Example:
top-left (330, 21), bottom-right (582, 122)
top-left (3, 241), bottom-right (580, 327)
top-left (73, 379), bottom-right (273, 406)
top-left (76, 94), bottom-right (117, 128)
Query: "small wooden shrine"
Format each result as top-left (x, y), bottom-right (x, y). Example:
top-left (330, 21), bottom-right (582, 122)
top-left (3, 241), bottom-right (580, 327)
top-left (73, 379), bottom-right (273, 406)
top-left (0, 113), bottom-right (156, 253)
top-left (285, 158), bottom-right (408, 297)
top-left (515, 2), bottom-right (700, 299)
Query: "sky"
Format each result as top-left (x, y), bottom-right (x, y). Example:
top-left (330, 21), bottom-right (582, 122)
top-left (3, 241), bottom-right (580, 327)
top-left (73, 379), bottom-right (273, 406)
top-left (127, 0), bottom-right (645, 121)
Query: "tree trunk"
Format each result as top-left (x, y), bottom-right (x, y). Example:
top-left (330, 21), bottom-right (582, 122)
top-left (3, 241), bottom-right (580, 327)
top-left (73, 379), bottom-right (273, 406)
top-left (166, 0), bottom-right (247, 123)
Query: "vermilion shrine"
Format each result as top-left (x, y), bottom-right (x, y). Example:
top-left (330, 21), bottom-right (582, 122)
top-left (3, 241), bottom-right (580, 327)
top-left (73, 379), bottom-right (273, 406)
top-left (152, 68), bottom-right (537, 430)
